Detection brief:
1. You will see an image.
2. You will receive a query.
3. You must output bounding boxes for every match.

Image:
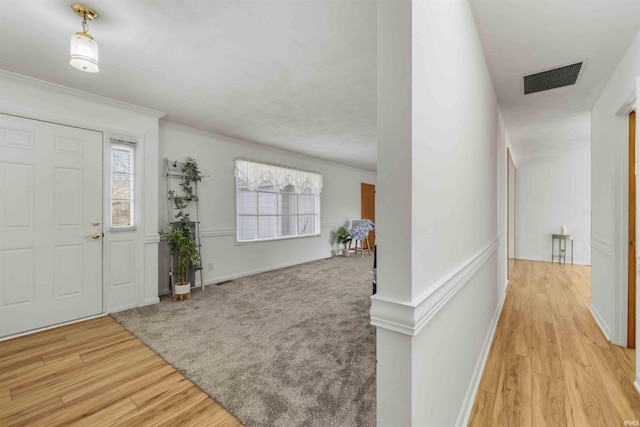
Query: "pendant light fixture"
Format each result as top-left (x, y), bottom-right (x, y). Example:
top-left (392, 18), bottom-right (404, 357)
top-left (70, 3), bottom-right (99, 73)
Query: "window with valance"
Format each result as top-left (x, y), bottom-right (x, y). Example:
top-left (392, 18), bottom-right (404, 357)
top-left (234, 160), bottom-right (323, 242)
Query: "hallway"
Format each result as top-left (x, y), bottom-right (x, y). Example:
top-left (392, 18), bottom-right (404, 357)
top-left (469, 260), bottom-right (640, 426)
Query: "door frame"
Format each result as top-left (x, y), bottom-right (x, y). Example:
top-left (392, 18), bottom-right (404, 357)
top-left (611, 94), bottom-right (638, 347)
top-left (629, 109), bottom-right (636, 348)
top-left (507, 148), bottom-right (516, 278)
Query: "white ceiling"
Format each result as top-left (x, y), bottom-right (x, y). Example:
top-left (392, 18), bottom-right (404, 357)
top-left (1, 1), bottom-right (639, 171)
top-left (469, 0), bottom-right (640, 165)
top-left (0, 0), bottom-right (377, 171)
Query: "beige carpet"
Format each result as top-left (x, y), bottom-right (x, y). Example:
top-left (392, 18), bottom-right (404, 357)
top-left (111, 254), bottom-right (376, 427)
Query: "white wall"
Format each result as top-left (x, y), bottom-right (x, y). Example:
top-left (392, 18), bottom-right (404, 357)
top-left (159, 122), bottom-right (376, 286)
top-left (0, 70), bottom-right (164, 313)
top-left (517, 147), bottom-right (591, 265)
top-left (591, 29), bottom-right (640, 350)
top-left (372, 1), bottom-right (505, 425)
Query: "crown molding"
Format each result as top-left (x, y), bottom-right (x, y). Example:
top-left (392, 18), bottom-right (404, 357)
top-left (0, 69), bottom-right (166, 119)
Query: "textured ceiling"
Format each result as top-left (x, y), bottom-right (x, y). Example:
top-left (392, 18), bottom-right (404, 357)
top-left (469, 0), bottom-right (640, 165)
top-left (0, 0), bottom-right (377, 171)
top-left (1, 1), bottom-right (639, 171)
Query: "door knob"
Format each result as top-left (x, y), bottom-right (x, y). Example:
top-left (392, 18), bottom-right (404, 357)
top-left (86, 232), bottom-right (101, 239)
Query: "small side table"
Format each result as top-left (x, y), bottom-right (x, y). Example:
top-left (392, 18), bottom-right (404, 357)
top-left (552, 234), bottom-right (574, 265)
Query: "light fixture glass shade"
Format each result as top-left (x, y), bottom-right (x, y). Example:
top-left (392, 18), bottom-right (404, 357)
top-left (70, 34), bottom-right (99, 73)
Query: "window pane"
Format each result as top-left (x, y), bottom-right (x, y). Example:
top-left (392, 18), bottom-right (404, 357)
top-left (111, 144), bottom-right (134, 227)
top-left (298, 194), bottom-right (316, 214)
top-left (112, 148), bottom-right (131, 173)
top-left (238, 189), bottom-right (255, 215)
top-left (112, 174), bottom-right (131, 200)
top-left (258, 216), bottom-right (276, 239)
top-left (112, 201), bottom-right (131, 226)
top-left (238, 216), bottom-right (255, 241)
top-left (258, 192), bottom-right (277, 215)
top-left (278, 193), bottom-right (297, 215)
top-left (297, 215), bottom-right (315, 234)
top-left (278, 215), bottom-right (297, 237)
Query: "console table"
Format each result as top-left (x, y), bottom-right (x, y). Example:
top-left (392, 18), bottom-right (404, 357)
top-left (552, 234), bottom-right (574, 265)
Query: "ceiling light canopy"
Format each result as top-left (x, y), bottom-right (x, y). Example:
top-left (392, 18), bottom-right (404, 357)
top-left (69, 3), bottom-right (99, 73)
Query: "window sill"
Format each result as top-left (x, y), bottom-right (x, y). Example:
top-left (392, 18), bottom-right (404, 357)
top-left (236, 232), bottom-right (320, 245)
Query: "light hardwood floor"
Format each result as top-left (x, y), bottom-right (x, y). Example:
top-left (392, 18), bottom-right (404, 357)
top-left (469, 260), bottom-right (640, 427)
top-left (0, 316), bottom-right (243, 426)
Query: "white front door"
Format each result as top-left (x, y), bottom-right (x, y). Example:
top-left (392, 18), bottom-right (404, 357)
top-left (0, 114), bottom-right (103, 337)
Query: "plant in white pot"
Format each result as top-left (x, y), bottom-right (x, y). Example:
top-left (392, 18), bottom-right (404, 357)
top-left (336, 226), bottom-right (352, 257)
top-left (161, 216), bottom-right (200, 301)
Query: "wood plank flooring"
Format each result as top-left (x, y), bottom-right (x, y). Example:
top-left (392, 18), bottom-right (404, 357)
top-left (0, 316), bottom-right (243, 426)
top-left (469, 260), bottom-right (640, 427)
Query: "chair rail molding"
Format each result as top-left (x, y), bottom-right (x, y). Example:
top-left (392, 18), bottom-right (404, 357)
top-left (143, 233), bottom-right (160, 244)
top-left (371, 238), bottom-right (499, 336)
top-left (200, 228), bottom-right (235, 238)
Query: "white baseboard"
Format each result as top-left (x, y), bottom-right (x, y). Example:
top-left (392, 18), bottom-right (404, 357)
top-left (589, 304), bottom-right (612, 342)
top-left (515, 256), bottom-right (591, 266)
top-left (635, 381), bottom-right (640, 395)
top-left (456, 287), bottom-right (507, 427)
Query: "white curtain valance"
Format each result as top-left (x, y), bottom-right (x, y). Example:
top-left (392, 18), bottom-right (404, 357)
top-left (234, 160), bottom-right (323, 194)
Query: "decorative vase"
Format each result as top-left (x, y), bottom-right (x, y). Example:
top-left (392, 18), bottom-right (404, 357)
top-left (560, 225), bottom-right (567, 235)
top-left (173, 282), bottom-right (191, 301)
top-left (341, 249), bottom-right (350, 257)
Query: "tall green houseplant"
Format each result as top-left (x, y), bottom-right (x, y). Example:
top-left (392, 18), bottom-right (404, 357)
top-left (162, 220), bottom-right (200, 286)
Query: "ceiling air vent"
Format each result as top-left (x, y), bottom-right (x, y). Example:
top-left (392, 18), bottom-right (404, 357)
top-left (523, 61), bottom-right (584, 95)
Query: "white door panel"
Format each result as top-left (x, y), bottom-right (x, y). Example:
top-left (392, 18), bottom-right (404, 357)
top-left (0, 114), bottom-right (103, 337)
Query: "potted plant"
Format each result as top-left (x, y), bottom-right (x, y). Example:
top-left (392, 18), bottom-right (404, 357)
top-left (161, 217), bottom-right (200, 300)
top-left (336, 226), bottom-right (352, 257)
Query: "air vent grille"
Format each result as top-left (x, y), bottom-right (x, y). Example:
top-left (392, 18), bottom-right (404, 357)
top-left (524, 62), bottom-right (583, 95)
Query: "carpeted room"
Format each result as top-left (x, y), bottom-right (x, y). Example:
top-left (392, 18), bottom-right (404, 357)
top-left (112, 253), bottom-right (377, 427)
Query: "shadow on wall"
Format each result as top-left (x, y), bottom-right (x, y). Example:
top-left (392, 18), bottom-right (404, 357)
top-left (328, 221), bottom-right (353, 256)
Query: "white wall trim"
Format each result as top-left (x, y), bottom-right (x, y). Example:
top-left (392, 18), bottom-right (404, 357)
top-left (198, 224), bottom-right (346, 239)
top-left (634, 381), bottom-right (640, 395)
top-left (590, 303), bottom-right (612, 342)
top-left (143, 233), bottom-right (160, 244)
top-left (457, 286), bottom-right (507, 427)
top-left (371, 238), bottom-right (499, 336)
top-left (322, 221), bottom-right (348, 229)
top-left (202, 256), bottom-right (333, 286)
top-left (200, 228), bottom-right (236, 238)
top-left (0, 70), bottom-right (166, 119)
top-left (514, 255), bottom-right (591, 266)
top-left (591, 237), bottom-right (613, 256)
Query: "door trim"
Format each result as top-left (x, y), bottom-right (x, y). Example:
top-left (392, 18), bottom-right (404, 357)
top-left (629, 109), bottom-right (636, 349)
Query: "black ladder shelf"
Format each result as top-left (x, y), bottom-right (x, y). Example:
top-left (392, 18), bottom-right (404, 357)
top-left (164, 158), bottom-right (205, 291)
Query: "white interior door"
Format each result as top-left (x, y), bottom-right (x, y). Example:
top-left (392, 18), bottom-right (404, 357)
top-left (0, 114), bottom-right (103, 337)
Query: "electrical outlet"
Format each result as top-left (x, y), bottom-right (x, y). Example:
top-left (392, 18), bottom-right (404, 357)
top-left (208, 262), bottom-right (214, 271)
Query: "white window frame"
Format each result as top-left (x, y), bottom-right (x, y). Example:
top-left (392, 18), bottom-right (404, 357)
top-left (109, 140), bottom-right (136, 229)
top-left (234, 160), bottom-right (322, 243)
